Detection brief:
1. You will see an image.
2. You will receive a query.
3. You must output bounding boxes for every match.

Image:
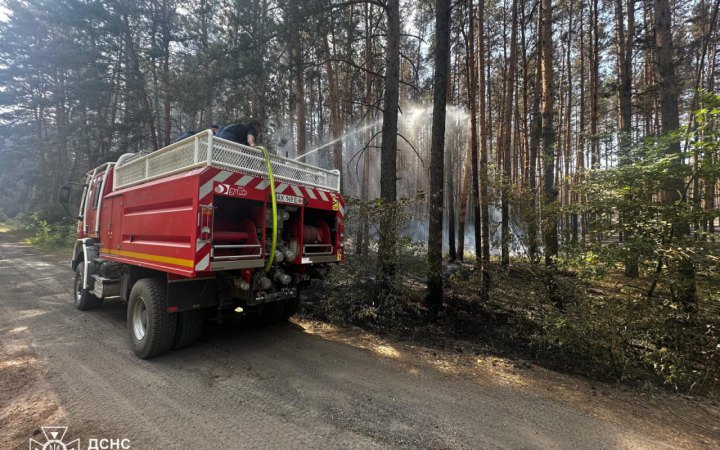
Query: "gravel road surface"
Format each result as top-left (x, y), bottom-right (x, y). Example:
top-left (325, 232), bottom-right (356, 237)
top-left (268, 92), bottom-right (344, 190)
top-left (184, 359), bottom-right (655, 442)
top-left (1, 234), bottom-right (717, 449)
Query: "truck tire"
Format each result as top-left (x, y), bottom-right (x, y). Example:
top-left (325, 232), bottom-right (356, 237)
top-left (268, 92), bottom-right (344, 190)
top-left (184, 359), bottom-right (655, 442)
top-left (173, 310), bottom-right (204, 349)
top-left (74, 265), bottom-right (103, 310)
top-left (127, 278), bottom-right (177, 358)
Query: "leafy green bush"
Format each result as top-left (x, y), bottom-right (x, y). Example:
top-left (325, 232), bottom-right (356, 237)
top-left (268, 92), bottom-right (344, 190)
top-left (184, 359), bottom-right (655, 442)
top-left (315, 196), bottom-right (428, 325)
top-left (526, 284), bottom-right (720, 393)
top-left (20, 213), bottom-right (75, 250)
top-left (527, 94), bottom-right (720, 392)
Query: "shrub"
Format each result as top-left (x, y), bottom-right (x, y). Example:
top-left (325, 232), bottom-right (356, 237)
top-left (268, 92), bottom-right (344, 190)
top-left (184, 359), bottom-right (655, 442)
top-left (21, 213), bottom-right (75, 250)
top-left (316, 195), bottom-right (428, 325)
top-left (525, 275), bottom-right (720, 393)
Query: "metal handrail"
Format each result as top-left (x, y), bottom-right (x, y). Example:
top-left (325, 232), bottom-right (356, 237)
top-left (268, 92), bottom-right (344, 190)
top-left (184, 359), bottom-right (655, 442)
top-left (113, 130), bottom-right (341, 192)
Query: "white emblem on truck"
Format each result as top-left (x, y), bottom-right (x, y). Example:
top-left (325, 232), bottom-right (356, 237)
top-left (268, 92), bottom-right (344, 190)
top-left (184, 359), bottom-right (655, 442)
top-left (215, 183), bottom-right (247, 196)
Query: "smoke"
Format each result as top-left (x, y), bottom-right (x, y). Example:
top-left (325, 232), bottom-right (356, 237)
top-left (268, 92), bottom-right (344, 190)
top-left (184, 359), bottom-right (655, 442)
top-left (276, 102), bottom-right (523, 256)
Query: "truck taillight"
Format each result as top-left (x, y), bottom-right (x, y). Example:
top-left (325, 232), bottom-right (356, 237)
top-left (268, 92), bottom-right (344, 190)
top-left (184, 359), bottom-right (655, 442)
top-left (199, 204), bottom-right (213, 241)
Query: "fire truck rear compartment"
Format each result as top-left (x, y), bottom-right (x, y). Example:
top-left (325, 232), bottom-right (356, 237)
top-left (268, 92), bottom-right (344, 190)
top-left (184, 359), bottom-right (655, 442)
top-left (212, 195), bottom-right (337, 266)
top-left (211, 196), bottom-right (263, 262)
top-left (297, 209), bottom-right (336, 257)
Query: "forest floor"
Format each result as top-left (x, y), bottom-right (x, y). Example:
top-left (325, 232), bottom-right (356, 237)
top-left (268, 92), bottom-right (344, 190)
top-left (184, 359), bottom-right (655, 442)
top-left (1, 230), bottom-right (719, 449)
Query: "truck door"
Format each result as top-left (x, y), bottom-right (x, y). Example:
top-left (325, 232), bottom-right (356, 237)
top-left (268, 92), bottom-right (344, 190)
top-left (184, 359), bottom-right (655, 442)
top-left (104, 192), bottom-right (123, 251)
top-left (82, 170), bottom-right (105, 238)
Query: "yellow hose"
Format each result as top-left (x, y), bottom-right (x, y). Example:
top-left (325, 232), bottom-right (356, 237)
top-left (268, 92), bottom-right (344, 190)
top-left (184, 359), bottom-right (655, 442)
top-left (258, 146), bottom-right (277, 272)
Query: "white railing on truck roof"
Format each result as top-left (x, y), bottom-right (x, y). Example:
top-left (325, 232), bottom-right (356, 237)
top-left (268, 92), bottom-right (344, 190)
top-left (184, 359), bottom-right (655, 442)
top-left (112, 130), bottom-right (341, 193)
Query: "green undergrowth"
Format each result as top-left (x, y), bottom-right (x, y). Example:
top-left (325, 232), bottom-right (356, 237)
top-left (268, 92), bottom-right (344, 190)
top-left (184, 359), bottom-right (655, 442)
top-left (0, 212), bottom-right (75, 251)
top-left (311, 252), bottom-right (720, 396)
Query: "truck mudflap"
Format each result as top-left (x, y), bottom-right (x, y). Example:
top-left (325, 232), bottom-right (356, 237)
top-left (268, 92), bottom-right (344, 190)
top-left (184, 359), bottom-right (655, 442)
top-left (72, 239), bottom-right (99, 291)
top-left (166, 278), bottom-right (217, 313)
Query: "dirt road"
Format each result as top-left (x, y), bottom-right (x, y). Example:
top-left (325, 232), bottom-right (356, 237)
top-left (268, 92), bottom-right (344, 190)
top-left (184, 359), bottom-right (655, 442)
top-left (1, 234), bottom-right (718, 449)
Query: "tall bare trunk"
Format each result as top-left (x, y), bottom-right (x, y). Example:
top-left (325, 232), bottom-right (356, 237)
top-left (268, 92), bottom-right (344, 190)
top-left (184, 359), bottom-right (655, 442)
top-left (457, 146), bottom-right (471, 260)
top-left (615, 0), bottom-right (638, 276)
top-left (590, 0), bottom-right (600, 169)
top-left (358, 2), bottom-right (374, 255)
top-left (654, 0), bottom-right (696, 308)
top-left (528, 60), bottom-right (542, 263)
top-left (500, 0), bottom-right (518, 267)
top-left (323, 34), bottom-right (343, 187)
top-left (466, 0), bottom-right (482, 267)
top-left (541, 0), bottom-right (558, 267)
top-left (563, 5), bottom-right (573, 242)
top-left (478, 0), bottom-right (490, 300)
top-left (289, 1), bottom-right (306, 156)
top-left (377, 0), bottom-right (401, 296)
top-left (427, 0), bottom-right (451, 311)
top-left (380, 0), bottom-right (400, 204)
top-left (574, 0), bottom-right (586, 243)
top-left (616, 0), bottom-right (634, 161)
top-left (120, 4), bottom-right (159, 151)
top-left (446, 134), bottom-right (457, 261)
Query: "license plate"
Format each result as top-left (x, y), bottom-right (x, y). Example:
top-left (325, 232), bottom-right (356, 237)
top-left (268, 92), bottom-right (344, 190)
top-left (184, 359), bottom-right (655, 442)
top-left (276, 193), bottom-right (303, 205)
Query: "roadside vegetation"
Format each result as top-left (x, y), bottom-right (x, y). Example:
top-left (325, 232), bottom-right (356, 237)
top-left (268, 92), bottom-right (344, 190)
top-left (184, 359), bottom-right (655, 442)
top-left (313, 233), bottom-right (719, 396)
top-left (0, 209), bottom-right (75, 251)
top-left (313, 112), bottom-right (720, 395)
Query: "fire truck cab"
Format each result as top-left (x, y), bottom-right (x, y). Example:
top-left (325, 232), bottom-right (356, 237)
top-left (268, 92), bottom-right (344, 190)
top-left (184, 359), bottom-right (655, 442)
top-left (64, 130), bottom-right (344, 358)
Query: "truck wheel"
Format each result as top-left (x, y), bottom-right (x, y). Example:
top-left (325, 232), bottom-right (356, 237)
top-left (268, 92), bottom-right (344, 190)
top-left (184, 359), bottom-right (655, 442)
top-left (74, 265), bottom-right (103, 310)
top-left (173, 310), bottom-right (204, 349)
top-left (127, 278), bottom-right (176, 358)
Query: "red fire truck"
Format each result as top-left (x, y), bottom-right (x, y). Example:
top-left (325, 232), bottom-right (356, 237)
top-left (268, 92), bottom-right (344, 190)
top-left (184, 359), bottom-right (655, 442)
top-left (60, 130), bottom-right (344, 358)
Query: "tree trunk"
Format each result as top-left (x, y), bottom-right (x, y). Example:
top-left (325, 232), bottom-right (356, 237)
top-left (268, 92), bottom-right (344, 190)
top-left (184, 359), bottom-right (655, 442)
top-left (377, 0), bottom-right (401, 297)
top-left (467, 0), bottom-right (482, 267)
top-left (563, 5), bottom-right (573, 244)
top-left (323, 33), bottom-right (343, 186)
top-left (427, 0), bottom-right (451, 313)
top-left (575, 0), bottom-right (586, 243)
top-left (541, 0), bottom-right (558, 268)
top-left (457, 145), bottom-right (471, 260)
top-left (616, 0), bottom-right (634, 161)
top-left (500, 0), bottom-right (518, 267)
top-left (590, 0), bottom-right (600, 169)
top-left (528, 8), bottom-right (543, 263)
top-left (289, 0), bottom-right (306, 156)
top-left (446, 135), bottom-right (457, 262)
top-left (161, 0), bottom-right (173, 146)
top-left (120, 4), bottom-right (159, 151)
top-left (477, 0), bottom-right (491, 300)
top-left (615, 0), bottom-right (639, 276)
top-left (654, 0), bottom-right (696, 309)
top-left (358, 2), bottom-right (374, 255)
top-left (457, 141), bottom-right (472, 261)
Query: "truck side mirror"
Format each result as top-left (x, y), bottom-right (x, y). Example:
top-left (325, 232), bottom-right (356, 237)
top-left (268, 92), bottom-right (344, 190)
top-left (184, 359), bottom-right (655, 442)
top-left (58, 183), bottom-right (84, 219)
top-left (58, 185), bottom-right (71, 204)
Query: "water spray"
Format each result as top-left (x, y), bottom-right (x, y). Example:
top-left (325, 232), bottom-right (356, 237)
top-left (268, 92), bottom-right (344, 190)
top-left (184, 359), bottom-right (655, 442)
top-left (293, 121), bottom-right (380, 162)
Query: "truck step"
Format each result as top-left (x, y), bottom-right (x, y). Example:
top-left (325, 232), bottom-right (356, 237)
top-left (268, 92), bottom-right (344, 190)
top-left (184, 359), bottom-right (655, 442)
top-left (92, 275), bottom-right (120, 299)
